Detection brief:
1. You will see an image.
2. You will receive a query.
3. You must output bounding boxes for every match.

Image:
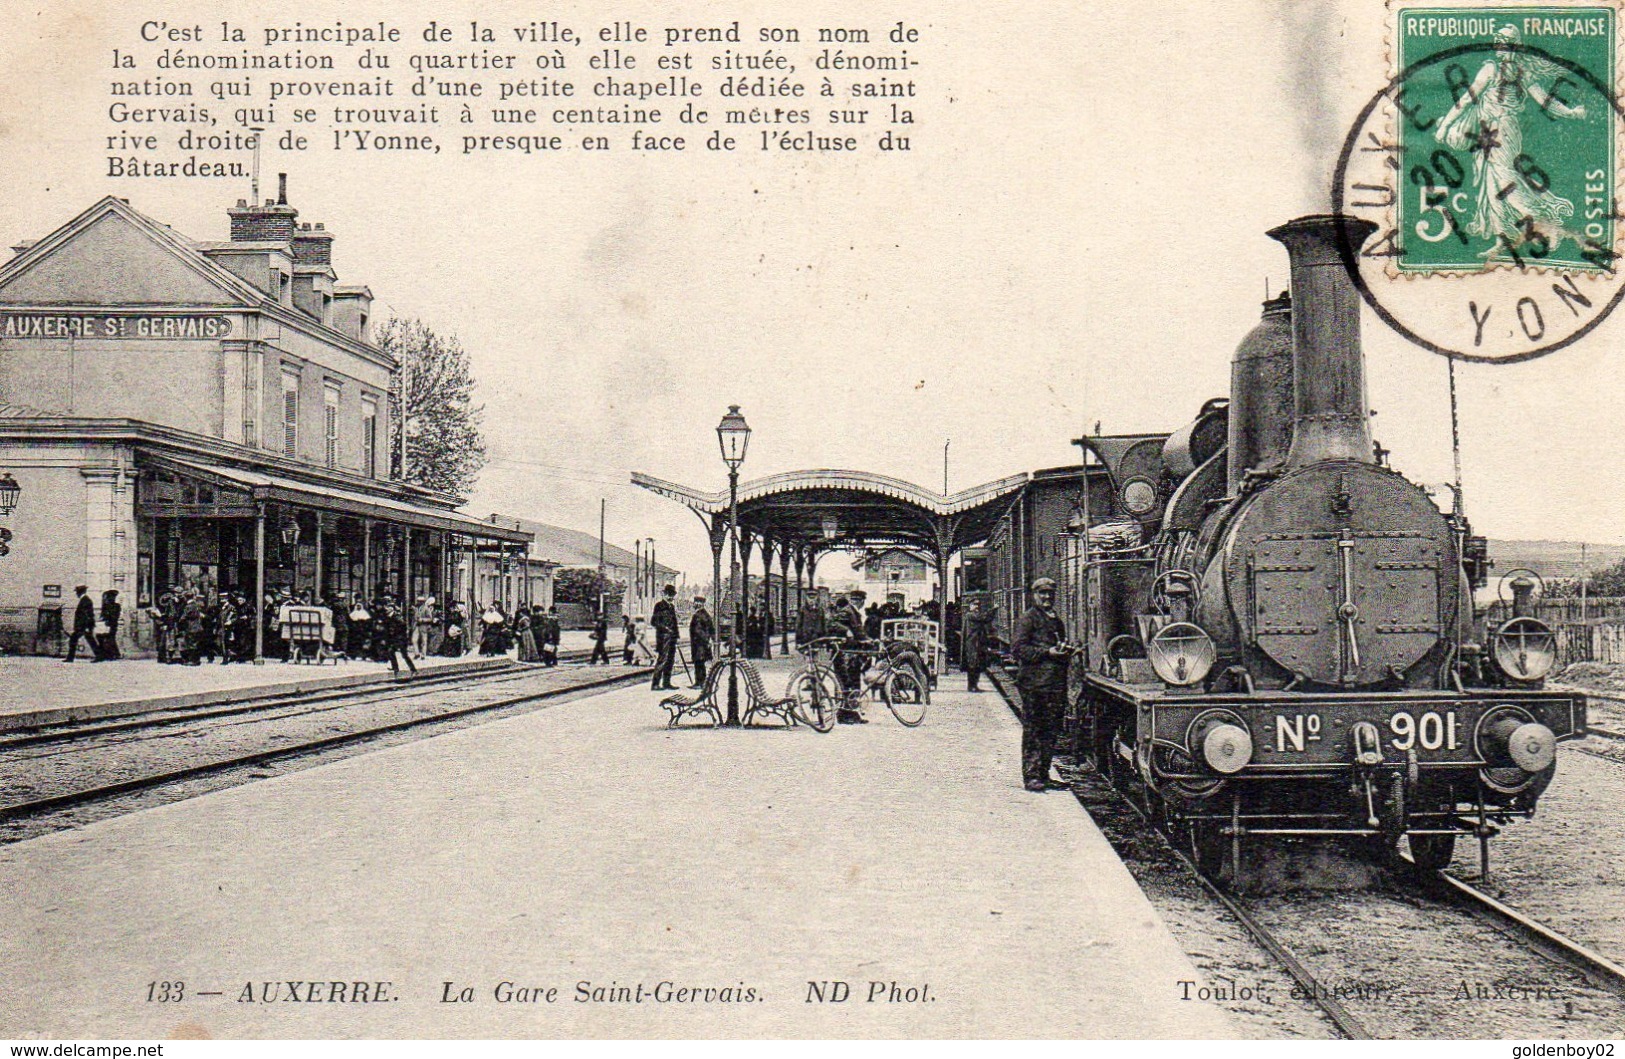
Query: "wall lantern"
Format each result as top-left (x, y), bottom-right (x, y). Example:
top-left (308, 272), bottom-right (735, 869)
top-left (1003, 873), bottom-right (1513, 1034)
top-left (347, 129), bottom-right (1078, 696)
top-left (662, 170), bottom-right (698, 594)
top-left (0, 473), bottom-right (21, 516)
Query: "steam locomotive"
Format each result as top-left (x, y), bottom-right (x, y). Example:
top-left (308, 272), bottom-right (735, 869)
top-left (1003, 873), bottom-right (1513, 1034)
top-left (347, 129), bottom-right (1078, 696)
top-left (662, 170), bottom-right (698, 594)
top-left (973, 215), bottom-right (1586, 878)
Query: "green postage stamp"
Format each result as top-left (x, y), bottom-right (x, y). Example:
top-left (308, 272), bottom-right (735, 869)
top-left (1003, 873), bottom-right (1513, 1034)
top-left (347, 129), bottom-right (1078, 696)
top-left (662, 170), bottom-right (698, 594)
top-left (1396, 4), bottom-right (1615, 273)
top-left (1337, 0), bottom-right (1625, 361)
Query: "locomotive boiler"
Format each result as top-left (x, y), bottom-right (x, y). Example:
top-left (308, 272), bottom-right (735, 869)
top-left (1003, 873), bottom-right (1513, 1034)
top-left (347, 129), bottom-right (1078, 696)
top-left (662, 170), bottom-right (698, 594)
top-left (1045, 214), bottom-right (1585, 878)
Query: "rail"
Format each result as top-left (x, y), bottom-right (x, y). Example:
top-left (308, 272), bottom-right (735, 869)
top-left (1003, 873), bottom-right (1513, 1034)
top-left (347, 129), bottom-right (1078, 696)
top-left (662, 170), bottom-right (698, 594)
top-left (0, 666), bottom-right (651, 826)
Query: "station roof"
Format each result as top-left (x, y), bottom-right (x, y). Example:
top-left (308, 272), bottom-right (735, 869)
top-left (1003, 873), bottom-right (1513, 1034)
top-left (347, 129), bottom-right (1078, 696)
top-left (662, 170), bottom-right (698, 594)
top-left (631, 469), bottom-right (1029, 556)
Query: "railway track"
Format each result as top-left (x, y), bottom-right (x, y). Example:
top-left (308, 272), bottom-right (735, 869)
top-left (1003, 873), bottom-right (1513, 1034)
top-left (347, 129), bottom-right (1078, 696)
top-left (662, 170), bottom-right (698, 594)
top-left (1431, 870), bottom-right (1625, 998)
top-left (0, 661), bottom-right (530, 751)
top-left (0, 644), bottom-right (639, 751)
top-left (0, 662), bottom-right (651, 834)
top-left (987, 665), bottom-right (1625, 1039)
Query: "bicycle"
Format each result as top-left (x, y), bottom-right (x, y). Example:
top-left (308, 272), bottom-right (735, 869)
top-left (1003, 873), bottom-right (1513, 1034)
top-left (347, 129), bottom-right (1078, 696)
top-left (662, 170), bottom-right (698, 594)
top-left (866, 640), bottom-right (931, 727)
top-left (787, 636), bottom-right (930, 729)
top-left (785, 637), bottom-right (842, 733)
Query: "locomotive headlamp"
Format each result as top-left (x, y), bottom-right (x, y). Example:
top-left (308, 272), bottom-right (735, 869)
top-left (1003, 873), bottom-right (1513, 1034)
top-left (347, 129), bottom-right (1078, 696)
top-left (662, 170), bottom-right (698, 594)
top-left (1121, 477), bottom-right (1159, 519)
top-left (1148, 622), bottom-right (1216, 687)
top-left (1491, 616), bottom-right (1557, 682)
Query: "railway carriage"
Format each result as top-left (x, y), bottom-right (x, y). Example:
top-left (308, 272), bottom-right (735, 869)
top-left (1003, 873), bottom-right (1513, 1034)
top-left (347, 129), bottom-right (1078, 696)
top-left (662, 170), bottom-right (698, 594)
top-left (984, 215), bottom-right (1586, 878)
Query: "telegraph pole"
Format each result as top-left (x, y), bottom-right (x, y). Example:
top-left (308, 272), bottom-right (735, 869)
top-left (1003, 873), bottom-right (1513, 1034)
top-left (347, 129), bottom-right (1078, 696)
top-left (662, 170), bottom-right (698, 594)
top-left (396, 360), bottom-right (410, 481)
top-left (1581, 541), bottom-right (1590, 624)
top-left (598, 498), bottom-right (607, 617)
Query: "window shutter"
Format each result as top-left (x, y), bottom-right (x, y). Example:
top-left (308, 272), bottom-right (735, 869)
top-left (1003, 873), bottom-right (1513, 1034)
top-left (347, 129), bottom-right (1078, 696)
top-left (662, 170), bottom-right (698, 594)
top-left (283, 389), bottom-right (297, 456)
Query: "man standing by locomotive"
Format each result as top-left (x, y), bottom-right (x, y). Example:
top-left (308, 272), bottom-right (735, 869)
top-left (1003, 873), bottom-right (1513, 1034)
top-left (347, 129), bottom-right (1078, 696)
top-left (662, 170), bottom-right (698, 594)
top-left (650, 583), bottom-right (679, 691)
top-left (1014, 577), bottom-right (1072, 792)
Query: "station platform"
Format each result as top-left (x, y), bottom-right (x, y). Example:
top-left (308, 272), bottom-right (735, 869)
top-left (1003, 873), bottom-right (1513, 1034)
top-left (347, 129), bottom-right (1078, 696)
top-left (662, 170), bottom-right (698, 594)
top-left (0, 662), bottom-right (1237, 1039)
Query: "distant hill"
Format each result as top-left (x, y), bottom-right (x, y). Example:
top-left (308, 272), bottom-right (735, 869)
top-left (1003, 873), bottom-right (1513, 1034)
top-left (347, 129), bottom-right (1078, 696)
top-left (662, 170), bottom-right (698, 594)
top-left (1487, 540), bottom-right (1625, 579)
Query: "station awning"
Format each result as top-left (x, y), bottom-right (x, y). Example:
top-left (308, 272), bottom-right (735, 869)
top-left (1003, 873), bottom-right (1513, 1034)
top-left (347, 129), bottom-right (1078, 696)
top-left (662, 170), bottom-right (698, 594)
top-left (140, 453), bottom-right (531, 544)
top-left (632, 468), bottom-right (1028, 556)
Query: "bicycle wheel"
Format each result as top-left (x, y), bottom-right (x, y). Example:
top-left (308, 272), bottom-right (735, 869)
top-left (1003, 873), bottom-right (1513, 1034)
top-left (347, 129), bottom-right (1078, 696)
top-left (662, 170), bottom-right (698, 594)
top-left (788, 668), bottom-right (838, 733)
top-left (885, 668), bottom-right (929, 726)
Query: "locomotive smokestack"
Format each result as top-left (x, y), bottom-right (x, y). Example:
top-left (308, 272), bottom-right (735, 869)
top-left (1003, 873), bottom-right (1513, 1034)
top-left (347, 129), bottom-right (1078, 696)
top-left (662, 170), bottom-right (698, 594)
top-left (1267, 214), bottom-right (1379, 469)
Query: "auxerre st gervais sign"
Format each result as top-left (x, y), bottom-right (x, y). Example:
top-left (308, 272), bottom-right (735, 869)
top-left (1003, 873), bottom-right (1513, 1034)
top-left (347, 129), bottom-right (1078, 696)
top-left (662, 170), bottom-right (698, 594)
top-left (0, 313), bottom-right (235, 339)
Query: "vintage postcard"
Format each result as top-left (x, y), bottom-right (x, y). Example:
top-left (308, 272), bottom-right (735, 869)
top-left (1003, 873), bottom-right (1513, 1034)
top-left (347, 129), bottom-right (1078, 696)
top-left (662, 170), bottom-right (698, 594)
top-left (1, 0), bottom-right (1624, 1047)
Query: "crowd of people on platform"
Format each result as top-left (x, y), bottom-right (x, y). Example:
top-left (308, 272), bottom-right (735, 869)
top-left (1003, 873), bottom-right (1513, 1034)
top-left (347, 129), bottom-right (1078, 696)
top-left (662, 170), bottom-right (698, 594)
top-left (60, 580), bottom-right (655, 678)
top-left (790, 592), bottom-right (952, 652)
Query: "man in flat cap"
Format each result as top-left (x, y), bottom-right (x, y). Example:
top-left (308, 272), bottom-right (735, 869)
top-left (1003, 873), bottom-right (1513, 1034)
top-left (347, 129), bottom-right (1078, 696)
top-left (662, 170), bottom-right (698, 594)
top-left (688, 595), bottom-right (714, 689)
top-left (829, 589), bottom-right (870, 723)
top-left (1013, 576), bottom-right (1073, 791)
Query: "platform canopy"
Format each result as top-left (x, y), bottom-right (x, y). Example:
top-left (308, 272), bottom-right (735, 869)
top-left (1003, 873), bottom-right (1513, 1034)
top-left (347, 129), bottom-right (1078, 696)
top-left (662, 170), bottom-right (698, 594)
top-left (632, 468), bottom-right (1028, 571)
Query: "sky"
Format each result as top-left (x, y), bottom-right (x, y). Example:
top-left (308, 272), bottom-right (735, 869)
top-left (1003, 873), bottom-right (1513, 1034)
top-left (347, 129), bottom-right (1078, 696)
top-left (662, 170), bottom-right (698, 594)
top-left (1, 0), bottom-right (1622, 584)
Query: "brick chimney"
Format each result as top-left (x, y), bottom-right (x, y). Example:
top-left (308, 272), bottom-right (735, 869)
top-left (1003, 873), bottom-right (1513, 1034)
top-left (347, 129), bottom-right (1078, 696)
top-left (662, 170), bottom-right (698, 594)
top-left (291, 221), bottom-right (335, 266)
top-left (228, 171), bottom-right (298, 242)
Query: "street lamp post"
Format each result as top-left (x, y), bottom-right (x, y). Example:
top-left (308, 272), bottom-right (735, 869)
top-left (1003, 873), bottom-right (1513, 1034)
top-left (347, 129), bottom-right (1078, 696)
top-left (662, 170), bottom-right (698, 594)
top-left (716, 404), bottom-right (751, 725)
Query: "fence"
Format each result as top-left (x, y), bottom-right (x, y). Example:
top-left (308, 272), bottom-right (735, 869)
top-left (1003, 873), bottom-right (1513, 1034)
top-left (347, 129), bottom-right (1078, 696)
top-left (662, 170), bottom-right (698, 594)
top-left (1480, 596), bottom-right (1625, 666)
top-left (1552, 622), bottom-right (1625, 665)
top-left (1484, 595), bottom-right (1625, 626)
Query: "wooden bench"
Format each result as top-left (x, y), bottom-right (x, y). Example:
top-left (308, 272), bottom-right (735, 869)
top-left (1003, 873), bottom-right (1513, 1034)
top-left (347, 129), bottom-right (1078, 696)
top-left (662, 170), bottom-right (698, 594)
top-left (659, 657), bottom-right (803, 728)
top-left (739, 659), bottom-right (801, 727)
top-left (660, 663), bottom-right (724, 728)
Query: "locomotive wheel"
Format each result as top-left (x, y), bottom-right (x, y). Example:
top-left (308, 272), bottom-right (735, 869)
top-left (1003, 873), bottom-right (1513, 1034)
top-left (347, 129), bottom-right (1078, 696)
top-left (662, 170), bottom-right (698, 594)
top-left (1408, 833), bottom-right (1457, 873)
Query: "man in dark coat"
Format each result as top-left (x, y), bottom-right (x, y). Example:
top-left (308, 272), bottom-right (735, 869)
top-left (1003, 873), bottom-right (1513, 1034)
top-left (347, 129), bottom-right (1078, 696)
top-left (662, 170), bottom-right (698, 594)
top-left (689, 596), bottom-right (715, 688)
top-left (829, 590), bottom-right (870, 724)
top-left (381, 599), bottom-right (417, 675)
top-left (544, 606), bottom-right (562, 666)
top-left (588, 611), bottom-right (611, 665)
top-left (961, 597), bottom-right (995, 692)
top-left (94, 589), bottom-right (123, 661)
top-left (796, 595), bottom-right (825, 647)
top-left (179, 592), bottom-right (205, 665)
top-left (63, 585), bottom-right (97, 663)
top-left (1013, 577), bottom-right (1072, 791)
top-left (650, 584), bottom-right (679, 690)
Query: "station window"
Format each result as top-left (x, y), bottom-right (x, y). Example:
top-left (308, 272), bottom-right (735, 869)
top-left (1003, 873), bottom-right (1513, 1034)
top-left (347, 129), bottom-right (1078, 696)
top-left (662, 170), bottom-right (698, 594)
top-left (281, 368), bottom-right (300, 457)
top-left (362, 395), bottom-right (378, 477)
top-left (323, 382), bottom-right (341, 468)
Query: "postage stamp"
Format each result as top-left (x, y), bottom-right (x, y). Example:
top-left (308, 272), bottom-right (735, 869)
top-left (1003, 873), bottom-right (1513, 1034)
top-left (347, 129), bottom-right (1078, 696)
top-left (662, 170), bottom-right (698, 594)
top-left (1335, 0), bottom-right (1625, 362)
top-left (1397, 5), bottom-right (1615, 273)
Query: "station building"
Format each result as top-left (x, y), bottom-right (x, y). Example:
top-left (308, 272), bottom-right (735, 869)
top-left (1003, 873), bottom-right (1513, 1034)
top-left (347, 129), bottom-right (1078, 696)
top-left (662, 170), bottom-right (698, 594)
top-left (0, 180), bottom-right (529, 656)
